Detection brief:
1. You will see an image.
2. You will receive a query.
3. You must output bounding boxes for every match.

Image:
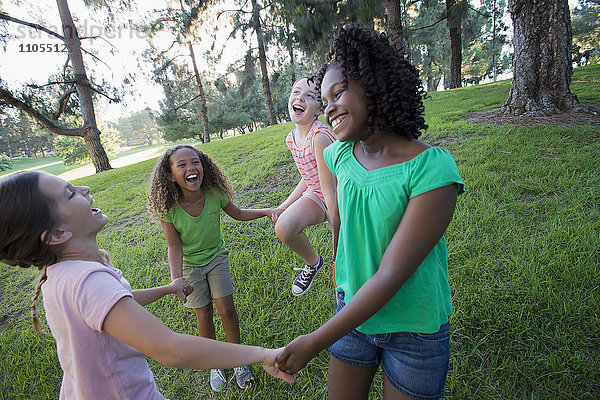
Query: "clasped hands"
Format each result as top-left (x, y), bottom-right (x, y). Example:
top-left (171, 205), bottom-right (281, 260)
top-left (275, 333), bottom-right (321, 376)
top-left (169, 277), bottom-right (194, 303)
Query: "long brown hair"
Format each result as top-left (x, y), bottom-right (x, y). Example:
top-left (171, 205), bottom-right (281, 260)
top-left (0, 171), bottom-right (59, 333)
top-left (147, 145), bottom-right (234, 220)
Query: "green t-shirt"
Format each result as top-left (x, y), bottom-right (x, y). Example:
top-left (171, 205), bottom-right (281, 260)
top-left (162, 189), bottom-right (229, 267)
top-left (324, 141), bottom-right (465, 334)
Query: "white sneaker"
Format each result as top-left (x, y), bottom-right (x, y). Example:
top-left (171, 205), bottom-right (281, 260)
top-left (233, 365), bottom-right (254, 389)
top-left (210, 369), bottom-right (227, 392)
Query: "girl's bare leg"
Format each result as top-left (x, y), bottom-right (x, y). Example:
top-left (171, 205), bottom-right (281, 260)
top-left (213, 295), bottom-right (240, 344)
top-left (383, 374), bottom-right (414, 400)
top-left (194, 303), bottom-right (216, 339)
top-left (275, 196), bottom-right (326, 266)
top-left (328, 355), bottom-right (378, 400)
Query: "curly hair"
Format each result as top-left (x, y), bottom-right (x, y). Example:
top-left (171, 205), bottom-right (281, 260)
top-left (0, 171), bottom-right (60, 333)
top-left (147, 145), bottom-right (234, 220)
top-left (314, 23), bottom-right (427, 139)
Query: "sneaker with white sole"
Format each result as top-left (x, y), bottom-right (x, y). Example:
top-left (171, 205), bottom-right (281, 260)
top-left (292, 255), bottom-right (324, 296)
top-left (210, 369), bottom-right (227, 392)
top-left (233, 365), bottom-right (254, 389)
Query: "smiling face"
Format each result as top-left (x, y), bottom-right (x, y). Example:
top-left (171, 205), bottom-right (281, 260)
top-left (37, 172), bottom-right (108, 237)
top-left (321, 66), bottom-right (370, 142)
top-left (288, 77), bottom-right (322, 127)
top-left (168, 147), bottom-right (204, 192)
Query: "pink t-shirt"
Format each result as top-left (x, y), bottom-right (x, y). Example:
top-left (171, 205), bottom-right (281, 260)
top-left (286, 119), bottom-right (337, 203)
top-left (42, 260), bottom-right (164, 400)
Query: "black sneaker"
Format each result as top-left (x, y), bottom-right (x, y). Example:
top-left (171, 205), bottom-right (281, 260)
top-left (291, 255), bottom-right (324, 296)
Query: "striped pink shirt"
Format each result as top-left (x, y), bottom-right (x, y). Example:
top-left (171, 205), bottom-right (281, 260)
top-left (286, 119), bottom-right (337, 203)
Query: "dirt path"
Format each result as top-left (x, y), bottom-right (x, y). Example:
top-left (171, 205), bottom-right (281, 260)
top-left (58, 147), bottom-right (168, 180)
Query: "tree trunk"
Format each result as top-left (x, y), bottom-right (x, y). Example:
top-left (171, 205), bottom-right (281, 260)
top-left (288, 43), bottom-right (296, 84)
top-left (56, 0), bottom-right (111, 172)
top-left (386, 0), bottom-right (405, 56)
top-left (251, 0), bottom-right (277, 126)
top-left (445, 0), bottom-right (462, 89)
top-left (492, 0), bottom-right (497, 82)
top-left (501, 0), bottom-right (579, 115)
top-left (187, 42), bottom-right (210, 143)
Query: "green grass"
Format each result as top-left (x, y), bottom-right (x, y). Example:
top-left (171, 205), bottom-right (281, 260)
top-left (1, 66), bottom-right (599, 399)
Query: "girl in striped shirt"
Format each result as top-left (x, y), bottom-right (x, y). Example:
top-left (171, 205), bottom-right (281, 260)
top-left (273, 77), bottom-right (337, 296)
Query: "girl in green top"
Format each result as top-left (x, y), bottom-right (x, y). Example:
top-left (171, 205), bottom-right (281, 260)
top-left (148, 145), bottom-right (280, 392)
top-left (277, 24), bottom-right (464, 400)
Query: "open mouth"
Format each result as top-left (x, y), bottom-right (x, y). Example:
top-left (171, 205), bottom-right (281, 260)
top-left (91, 208), bottom-right (102, 215)
top-left (330, 114), bottom-right (347, 130)
top-left (185, 174), bottom-right (200, 184)
top-left (292, 104), bottom-right (305, 114)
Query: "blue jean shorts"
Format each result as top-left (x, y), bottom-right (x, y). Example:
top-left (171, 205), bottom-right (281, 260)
top-left (328, 292), bottom-right (450, 400)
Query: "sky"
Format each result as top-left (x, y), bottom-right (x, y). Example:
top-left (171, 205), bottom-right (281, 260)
top-left (0, 0), bottom-right (583, 122)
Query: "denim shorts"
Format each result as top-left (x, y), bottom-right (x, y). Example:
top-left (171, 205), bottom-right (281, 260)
top-left (328, 292), bottom-right (450, 400)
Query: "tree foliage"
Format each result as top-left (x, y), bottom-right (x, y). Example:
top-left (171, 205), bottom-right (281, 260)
top-left (571, 0), bottom-right (600, 65)
top-left (53, 117), bottom-right (119, 165)
top-left (0, 110), bottom-right (54, 158)
top-left (0, 155), bottom-right (12, 171)
top-left (116, 108), bottom-right (161, 146)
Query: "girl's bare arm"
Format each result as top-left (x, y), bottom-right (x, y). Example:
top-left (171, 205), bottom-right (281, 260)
top-left (222, 201), bottom-right (279, 221)
top-left (160, 220), bottom-right (184, 281)
top-left (102, 296), bottom-right (292, 383)
top-left (132, 278), bottom-right (192, 306)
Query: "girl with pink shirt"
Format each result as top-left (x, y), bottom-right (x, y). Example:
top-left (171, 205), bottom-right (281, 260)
top-left (0, 171), bottom-right (293, 399)
top-left (274, 77), bottom-right (337, 296)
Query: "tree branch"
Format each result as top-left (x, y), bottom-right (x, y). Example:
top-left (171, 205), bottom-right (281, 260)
top-left (407, 16), bottom-right (447, 32)
top-left (0, 12), bottom-right (110, 69)
top-left (167, 93), bottom-right (203, 113)
top-left (0, 87), bottom-right (86, 136)
top-left (216, 8), bottom-right (248, 20)
top-left (53, 87), bottom-right (77, 120)
top-left (0, 12), bottom-right (64, 40)
top-left (89, 86), bottom-right (120, 102)
top-left (28, 80), bottom-right (76, 89)
top-left (468, 4), bottom-right (491, 18)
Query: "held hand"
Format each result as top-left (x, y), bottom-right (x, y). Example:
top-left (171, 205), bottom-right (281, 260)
top-left (262, 348), bottom-right (295, 384)
top-left (275, 334), bottom-right (320, 375)
top-left (268, 208), bottom-right (283, 223)
top-left (170, 277), bottom-right (194, 303)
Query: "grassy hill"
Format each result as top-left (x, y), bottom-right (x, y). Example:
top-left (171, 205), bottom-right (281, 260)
top-left (1, 64), bottom-right (599, 399)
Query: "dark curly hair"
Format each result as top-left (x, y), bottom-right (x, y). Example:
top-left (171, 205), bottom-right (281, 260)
top-left (147, 145), bottom-right (234, 220)
top-left (314, 23), bottom-right (427, 139)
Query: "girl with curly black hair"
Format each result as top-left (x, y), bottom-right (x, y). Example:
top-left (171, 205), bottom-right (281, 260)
top-left (277, 24), bottom-right (465, 400)
top-left (148, 145), bottom-right (280, 391)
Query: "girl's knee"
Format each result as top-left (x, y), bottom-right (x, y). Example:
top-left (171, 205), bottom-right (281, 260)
top-left (218, 305), bottom-right (238, 322)
top-left (195, 307), bottom-right (213, 323)
top-left (275, 218), bottom-right (290, 239)
top-left (275, 216), bottom-right (302, 241)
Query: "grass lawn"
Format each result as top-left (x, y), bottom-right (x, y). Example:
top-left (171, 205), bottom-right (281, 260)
top-left (1, 65), bottom-right (599, 399)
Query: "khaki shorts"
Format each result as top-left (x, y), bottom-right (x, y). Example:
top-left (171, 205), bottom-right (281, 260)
top-left (302, 191), bottom-right (331, 228)
top-left (182, 251), bottom-right (234, 308)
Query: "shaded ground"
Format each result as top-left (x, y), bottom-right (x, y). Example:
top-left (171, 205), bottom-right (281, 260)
top-left (465, 104), bottom-right (600, 128)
